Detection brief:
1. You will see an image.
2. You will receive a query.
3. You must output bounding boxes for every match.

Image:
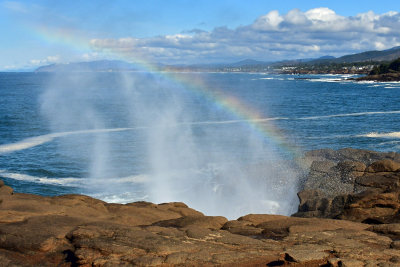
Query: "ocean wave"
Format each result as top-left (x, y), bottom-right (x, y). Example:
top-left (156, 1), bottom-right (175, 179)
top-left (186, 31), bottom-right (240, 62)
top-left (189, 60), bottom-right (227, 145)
top-left (0, 134), bottom-right (56, 154)
top-left (357, 80), bottom-right (376, 84)
top-left (187, 117), bottom-right (287, 126)
top-left (0, 169), bottom-right (82, 186)
top-left (306, 77), bottom-right (345, 83)
top-left (357, 132), bottom-right (400, 138)
top-left (0, 119), bottom-right (290, 154)
top-left (95, 174), bottom-right (149, 184)
top-left (2, 111), bottom-right (400, 154)
top-left (375, 140), bottom-right (400, 146)
top-left (0, 170), bottom-right (149, 186)
top-left (0, 127), bottom-right (143, 154)
top-left (304, 134), bottom-right (353, 139)
top-left (299, 110), bottom-right (400, 120)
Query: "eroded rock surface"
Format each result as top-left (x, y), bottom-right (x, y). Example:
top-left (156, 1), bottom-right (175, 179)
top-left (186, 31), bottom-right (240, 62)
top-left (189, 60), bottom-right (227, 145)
top-left (296, 148), bottom-right (400, 224)
top-left (2, 173), bottom-right (400, 266)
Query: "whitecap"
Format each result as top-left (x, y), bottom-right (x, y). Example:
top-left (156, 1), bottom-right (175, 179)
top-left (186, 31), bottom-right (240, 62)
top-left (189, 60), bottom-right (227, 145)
top-left (0, 170), bottom-right (82, 186)
top-left (299, 110), bottom-right (400, 120)
top-left (357, 132), bottom-right (400, 138)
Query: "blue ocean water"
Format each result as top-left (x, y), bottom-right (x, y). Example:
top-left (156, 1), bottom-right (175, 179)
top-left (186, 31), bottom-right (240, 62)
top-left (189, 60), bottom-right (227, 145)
top-left (1, 71), bottom-right (400, 216)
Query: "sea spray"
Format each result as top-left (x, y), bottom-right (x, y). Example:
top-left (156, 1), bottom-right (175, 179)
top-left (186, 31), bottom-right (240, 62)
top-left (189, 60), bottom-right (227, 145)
top-left (40, 71), bottom-right (300, 219)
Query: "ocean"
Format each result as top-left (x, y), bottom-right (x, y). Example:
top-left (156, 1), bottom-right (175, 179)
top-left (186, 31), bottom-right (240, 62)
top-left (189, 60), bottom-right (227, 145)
top-left (1, 71), bottom-right (400, 218)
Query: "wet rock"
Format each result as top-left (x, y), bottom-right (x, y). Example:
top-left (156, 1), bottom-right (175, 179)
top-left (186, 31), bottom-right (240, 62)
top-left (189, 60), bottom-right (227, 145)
top-left (297, 149), bottom-right (400, 224)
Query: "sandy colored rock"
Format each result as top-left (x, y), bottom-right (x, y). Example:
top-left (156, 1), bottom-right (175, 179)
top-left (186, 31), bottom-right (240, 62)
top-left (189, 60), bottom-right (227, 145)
top-left (237, 214), bottom-right (287, 224)
top-left (366, 159), bottom-right (400, 173)
top-left (0, 178), bottom-right (396, 266)
top-left (284, 249), bottom-right (329, 263)
top-left (3, 148), bottom-right (400, 266)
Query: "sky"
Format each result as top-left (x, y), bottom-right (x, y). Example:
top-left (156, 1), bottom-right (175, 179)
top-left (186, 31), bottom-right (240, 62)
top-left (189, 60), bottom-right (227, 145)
top-left (1, 0), bottom-right (400, 70)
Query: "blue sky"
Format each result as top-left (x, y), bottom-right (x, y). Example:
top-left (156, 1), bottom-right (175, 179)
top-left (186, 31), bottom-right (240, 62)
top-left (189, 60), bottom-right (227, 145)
top-left (1, 0), bottom-right (400, 70)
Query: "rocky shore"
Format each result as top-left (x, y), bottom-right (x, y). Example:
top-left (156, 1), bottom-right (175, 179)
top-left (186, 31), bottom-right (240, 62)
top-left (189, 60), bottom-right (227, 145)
top-left (356, 72), bottom-right (400, 82)
top-left (2, 148), bottom-right (400, 266)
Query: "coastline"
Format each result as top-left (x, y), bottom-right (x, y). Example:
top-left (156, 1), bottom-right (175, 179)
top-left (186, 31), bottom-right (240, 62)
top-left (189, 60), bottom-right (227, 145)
top-left (2, 148), bottom-right (400, 266)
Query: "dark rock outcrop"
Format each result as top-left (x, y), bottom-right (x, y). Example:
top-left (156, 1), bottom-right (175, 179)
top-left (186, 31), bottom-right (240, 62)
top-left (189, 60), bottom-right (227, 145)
top-left (295, 148), bottom-right (400, 224)
top-left (357, 72), bottom-right (400, 81)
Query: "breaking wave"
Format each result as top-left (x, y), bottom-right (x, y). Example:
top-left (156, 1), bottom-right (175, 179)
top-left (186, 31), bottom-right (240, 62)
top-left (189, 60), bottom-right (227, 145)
top-left (0, 169), bottom-right (149, 187)
top-left (358, 132), bottom-right (400, 138)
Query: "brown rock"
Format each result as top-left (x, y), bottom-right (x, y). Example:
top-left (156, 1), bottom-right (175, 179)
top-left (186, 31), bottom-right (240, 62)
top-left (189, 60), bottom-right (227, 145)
top-left (310, 160), bottom-right (336, 173)
top-left (356, 173), bottom-right (400, 189)
top-left (368, 223), bottom-right (400, 238)
top-left (337, 161), bottom-right (367, 172)
top-left (153, 215), bottom-right (227, 230)
top-left (284, 249), bottom-right (329, 263)
top-left (366, 159), bottom-right (400, 173)
top-left (391, 240), bottom-right (400, 249)
top-left (2, 163), bottom-right (400, 267)
top-left (0, 185), bottom-right (13, 196)
top-left (221, 220), bottom-right (263, 236)
top-left (237, 214), bottom-right (287, 224)
top-left (297, 149), bottom-right (400, 224)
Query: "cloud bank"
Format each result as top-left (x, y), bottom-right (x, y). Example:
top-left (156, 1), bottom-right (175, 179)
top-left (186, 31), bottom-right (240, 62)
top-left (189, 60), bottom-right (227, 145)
top-left (90, 8), bottom-right (400, 64)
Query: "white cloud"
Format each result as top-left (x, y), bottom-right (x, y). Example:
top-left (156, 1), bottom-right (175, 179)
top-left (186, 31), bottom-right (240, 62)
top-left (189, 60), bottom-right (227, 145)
top-left (29, 55), bottom-right (60, 66)
top-left (253, 10), bottom-right (284, 31)
top-left (2, 1), bottom-right (28, 13)
top-left (305, 7), bottom-right (341, 22)
top-left (89, 8), bottom-right (400, 64)
top-left (81, 52), bottom-right (99, 61)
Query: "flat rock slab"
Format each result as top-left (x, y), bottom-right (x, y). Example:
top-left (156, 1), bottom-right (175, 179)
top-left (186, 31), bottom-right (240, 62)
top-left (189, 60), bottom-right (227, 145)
top-left (3, 147), bottom-right (400, 267)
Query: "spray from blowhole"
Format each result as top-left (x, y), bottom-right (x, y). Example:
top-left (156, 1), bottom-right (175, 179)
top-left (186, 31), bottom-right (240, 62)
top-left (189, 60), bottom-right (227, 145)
top-left (40, 71), bottom-right (302, 219)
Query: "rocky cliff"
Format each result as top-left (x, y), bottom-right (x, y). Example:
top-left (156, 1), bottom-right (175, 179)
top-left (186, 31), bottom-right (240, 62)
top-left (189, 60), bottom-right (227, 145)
top-left (2, 149), bottom-right (400, 266)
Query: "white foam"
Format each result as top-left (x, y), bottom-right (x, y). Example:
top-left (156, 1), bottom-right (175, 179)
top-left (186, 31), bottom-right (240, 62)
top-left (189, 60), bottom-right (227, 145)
top-left (299, 110), bottom-right (400, 120)
top-left (0, 134), bottom-right (56, 154)
top-left (357, 81), bottom-right (376, 84)
top-left (0, 169), bottom-right (150, 187)
top-left (376, 140), bottom-right (400, 146)
top-left (96, 174), bottom-right (149, 184)
top-left (0, 118), bottom-right (291, 155)
top-left (307, 78), bottom-right (343, 83)
top-left (358, 132), bottom-right (400, 138)
top-left (0, 170), bottom-right (82, 186)
top-left (0, 127), bottom-right (145, 154)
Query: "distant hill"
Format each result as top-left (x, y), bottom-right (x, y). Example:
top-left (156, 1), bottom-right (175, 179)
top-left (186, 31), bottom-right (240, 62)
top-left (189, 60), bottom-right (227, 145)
top-left (229, 59), bottom-right (270, 67)
top-left (34, 46), bottom-right (400, 73)
top-left (35, 60), bottom-right (137, 72)
top-left (357, 57), bottom-right (400, 81)
top-left (308, 46), bottom-right (400, 64)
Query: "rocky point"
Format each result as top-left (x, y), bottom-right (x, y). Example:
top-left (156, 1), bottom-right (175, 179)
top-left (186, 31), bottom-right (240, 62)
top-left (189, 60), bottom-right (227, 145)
top-left (2, 148), bottom-right (400, 266)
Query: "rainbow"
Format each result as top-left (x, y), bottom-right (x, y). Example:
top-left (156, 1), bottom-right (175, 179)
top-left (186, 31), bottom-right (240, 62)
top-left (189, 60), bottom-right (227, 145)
top-left (29, 24), bottom-right (301, 160)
